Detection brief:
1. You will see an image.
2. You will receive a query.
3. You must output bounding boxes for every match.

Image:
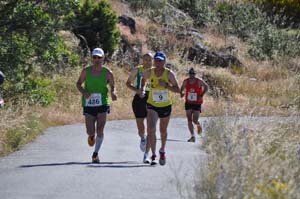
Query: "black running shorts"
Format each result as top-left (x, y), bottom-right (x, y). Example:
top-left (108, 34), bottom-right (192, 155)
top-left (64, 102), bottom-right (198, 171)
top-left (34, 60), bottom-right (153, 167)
top-left (132, 92), bottom-right (149, 118)
top-left (83, 105), bottom-right (110, 117)
top-left (146, 103), bottom-right (172, 118)
top-left (185, 103), bottom-right (202, 112)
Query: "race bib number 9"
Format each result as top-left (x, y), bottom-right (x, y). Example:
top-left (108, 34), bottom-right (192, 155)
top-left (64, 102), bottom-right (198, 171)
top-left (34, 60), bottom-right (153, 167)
top-left (86, 93), bottom-right (102, 107)
top-left (187, 92), bottom-right (197, 101)
top-left (153, 90), bottom-right (168, 103)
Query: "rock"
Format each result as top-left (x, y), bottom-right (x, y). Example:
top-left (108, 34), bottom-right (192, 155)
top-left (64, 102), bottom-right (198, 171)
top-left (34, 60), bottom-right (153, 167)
top-left (118, 15), bottom-right (136, 34)
top-left (185, 42), bottom-right (242, 68)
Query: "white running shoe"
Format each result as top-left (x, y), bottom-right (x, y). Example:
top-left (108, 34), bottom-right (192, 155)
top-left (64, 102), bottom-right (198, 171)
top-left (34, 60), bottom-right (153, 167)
top-left (140, 137), bottom-right (147, 152)
top-left (143, 153), bottom-right (150, 164)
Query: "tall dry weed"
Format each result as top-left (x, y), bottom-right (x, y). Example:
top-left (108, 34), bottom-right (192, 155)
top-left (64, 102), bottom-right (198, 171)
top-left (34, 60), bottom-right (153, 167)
top-left (191, 116), bottom-right (300, 199)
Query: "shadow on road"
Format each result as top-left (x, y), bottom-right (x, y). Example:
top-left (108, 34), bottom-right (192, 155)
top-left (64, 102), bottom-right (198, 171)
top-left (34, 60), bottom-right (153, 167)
top-left (157, 138), bottom-right (187, 143)
top-left (87, 162), bottom-right (151, 168)
top-left (19, 161), bottom-right (151, 168)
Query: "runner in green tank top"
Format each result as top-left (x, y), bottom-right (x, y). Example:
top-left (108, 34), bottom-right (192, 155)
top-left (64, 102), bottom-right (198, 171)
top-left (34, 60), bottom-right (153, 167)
top-left (77, 48), bottom-right (117, 163)
top-left (126, 53), bottom-right (152, 163)
top-left (142, 51), bottom-right (180, 165)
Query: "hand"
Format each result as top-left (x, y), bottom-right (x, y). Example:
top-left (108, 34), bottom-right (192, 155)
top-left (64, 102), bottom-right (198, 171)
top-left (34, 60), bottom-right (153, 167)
top-left (111, 92), bottom-right (117, 101)
top-left (83, 92), bottom-right (91, 99)
top-left (197, 95), bottom-right (203, 100)
top-left (136, 89), bottom-right (145, 98)
top-left (158, 79), bottom-right (168, 88)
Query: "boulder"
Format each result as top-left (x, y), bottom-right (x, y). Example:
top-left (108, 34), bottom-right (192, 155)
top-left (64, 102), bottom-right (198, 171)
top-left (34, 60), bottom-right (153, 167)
top-left (185, 42), bottom-right (242, 68)
top-left (118, 15), bottom-right (136, 34)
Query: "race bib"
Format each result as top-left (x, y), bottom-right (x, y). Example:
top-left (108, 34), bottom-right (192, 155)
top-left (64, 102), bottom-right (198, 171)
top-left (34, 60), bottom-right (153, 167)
top-left (153, 90), bottom-right (168, 103)
top-left (86, 93), bottom-right (102, 107)
top-left (187, 92), bottom-right (197, 101)
top-left (145, 83), bottom-right (151, 92)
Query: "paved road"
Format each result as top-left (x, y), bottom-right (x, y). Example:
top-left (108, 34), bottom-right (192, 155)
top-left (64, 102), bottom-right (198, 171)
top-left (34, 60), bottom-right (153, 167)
top-left (0, 118), bottom-right (206, 199)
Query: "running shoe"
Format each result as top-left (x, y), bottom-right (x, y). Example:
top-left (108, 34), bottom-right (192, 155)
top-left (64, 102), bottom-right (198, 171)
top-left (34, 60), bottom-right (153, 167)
top-left (150, 154), bottom-right (157, 166)
top-left (197, 124), bottom-right (202, 135)
top-left (187, 136), bottom-right (195, 142)
top-left (88, 135), bottom-right (95, 147)
top-left (143, 152), bottom-right (150, 164)
top-left (159, 151), bottom-right (166, 166)
top-left (140, 137), bottom-right (147, 152)
top-left (92, 152), bottom-right (100, 163)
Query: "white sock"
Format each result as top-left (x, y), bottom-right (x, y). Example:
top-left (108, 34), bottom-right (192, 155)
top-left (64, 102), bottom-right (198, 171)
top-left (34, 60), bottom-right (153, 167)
top-left (94, 135), bottom-right (104, 153)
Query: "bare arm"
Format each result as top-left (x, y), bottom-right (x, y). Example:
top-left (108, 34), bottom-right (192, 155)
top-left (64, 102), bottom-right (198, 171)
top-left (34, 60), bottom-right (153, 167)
top-left (76, 68), bottom-right (90, 99)
top-left (107, 69), bottom-right (117, 101)
top-left (198, 78), bottom-right (208, 97)
top-left (180, 79), bottom-right (187, 98)
top-left (164, 70), bottom-right (180, 93)
top-left (141, 69), bottom-right (151, 93)
top-left (125, 68), bottom-right (143, 96)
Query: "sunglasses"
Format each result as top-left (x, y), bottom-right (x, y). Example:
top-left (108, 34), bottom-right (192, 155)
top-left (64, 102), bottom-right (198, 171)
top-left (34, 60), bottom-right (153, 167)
top-left (93, 56), bottom-right (102, 59)
top-left (154, 58), bottom-right (164, 62)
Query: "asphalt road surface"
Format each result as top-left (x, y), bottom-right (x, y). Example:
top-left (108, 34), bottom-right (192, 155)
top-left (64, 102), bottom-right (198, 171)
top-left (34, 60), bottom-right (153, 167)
top-left (0, 118), bottom-right (206, 199)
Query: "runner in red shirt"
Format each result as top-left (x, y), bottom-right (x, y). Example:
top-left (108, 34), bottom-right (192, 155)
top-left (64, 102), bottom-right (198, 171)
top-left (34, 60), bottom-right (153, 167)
top-left (180, 68), bottom-right (208, 142)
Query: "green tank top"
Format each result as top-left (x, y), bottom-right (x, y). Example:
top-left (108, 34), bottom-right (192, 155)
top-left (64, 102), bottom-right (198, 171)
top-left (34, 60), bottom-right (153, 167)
top-left (147, 68), bottom-right (172, 107)
top-left (82, 66), bottom-right (109, 107)
top-left (134, 65), bottom-right (150, 91)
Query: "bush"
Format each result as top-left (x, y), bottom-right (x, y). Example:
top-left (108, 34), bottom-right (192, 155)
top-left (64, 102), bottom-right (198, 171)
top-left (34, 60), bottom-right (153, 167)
top-left (0, 0), bottom-right (79, 105)
top-left (251, 0), bottom-right (300, 27)
top-left (248, 26), bottom-right (300, 60)
top-left (72, 0), bottom-right (121, 55)
top-left (171, 0), bottom-right (217, 27)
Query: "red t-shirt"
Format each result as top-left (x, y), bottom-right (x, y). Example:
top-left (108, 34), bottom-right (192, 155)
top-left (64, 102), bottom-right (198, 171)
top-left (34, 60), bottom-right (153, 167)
top-left (185, 78), bottom-right (203, 104)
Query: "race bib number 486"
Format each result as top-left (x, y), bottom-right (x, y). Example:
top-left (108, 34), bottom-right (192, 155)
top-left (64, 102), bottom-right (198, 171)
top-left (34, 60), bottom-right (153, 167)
top-left (153, 90), bottom-right (168, 103)
top-left (187, 92), bottom-right (197, 101)
top-left (86, 93), bottom-right (102, 107)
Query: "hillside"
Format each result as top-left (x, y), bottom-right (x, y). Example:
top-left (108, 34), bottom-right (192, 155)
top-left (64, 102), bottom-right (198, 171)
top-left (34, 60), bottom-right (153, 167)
top-left (0, 0), bottom-right (299, 198)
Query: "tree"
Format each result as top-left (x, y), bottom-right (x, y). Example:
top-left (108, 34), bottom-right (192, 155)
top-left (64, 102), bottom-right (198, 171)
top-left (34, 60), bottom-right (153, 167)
top-left (0, 0), bottom-right (78, 103)
top-left (72, 0), bottom-right (121, 56)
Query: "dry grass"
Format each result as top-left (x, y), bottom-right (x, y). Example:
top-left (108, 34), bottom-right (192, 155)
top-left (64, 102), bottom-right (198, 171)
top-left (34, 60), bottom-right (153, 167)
top-left (187, 116), bottom-right (300, 199)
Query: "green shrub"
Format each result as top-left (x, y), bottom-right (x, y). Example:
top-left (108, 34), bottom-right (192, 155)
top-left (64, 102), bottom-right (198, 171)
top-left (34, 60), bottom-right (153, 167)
top-left (251, 0), bottom-right (300, 27)
top-left (172, 0), bottom-right (217, 27)
top-left (72, 0), bottom-right (120, 55)
top-left (0, 0), bottom-right (79, 104)
top-left (248, 26), bottom-right (300, 60)
top-left (25, 77), bottom-right (56, 106)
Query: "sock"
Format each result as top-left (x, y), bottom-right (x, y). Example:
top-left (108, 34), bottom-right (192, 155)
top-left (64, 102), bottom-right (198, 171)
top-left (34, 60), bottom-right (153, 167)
top-left (94, 135), bottom-right (104, 153)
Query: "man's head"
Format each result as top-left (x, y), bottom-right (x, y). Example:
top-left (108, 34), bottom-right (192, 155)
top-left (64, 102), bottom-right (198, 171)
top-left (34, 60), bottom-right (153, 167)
top-left (188, 67), bottom-right (196, 78)
top-left (91, 48), bottom-right (104, 64)
top-left (154, 51), bottom-right (166, 67)
top-left (0, 71), bottom-right (4, 85)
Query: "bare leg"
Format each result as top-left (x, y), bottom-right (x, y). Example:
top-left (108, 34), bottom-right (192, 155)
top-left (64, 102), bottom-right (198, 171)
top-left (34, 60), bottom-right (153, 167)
top-left (136, 118), bottom-right (146, 139)
top-left (85, 114), bottom-right (96, 136)
top-left (192, 110), bottom-right (200, 126)
top-left (159, 116), bottom-right (170, 152)
top-left (192, 110), bottom-right (202, 134)
top-left (146, 109), bottom-right (158, 156)
top-left (186, 110), bottom-right (194, 136)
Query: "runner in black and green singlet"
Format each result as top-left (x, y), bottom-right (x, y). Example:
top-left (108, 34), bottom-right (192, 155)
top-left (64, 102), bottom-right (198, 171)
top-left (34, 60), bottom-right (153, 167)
top-left (126, 53), bottom-right (152, 163)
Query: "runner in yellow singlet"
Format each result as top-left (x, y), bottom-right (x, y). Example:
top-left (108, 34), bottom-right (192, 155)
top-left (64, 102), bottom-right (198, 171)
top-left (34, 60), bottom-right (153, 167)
top-left (142, 51), bottom-right (180, 165)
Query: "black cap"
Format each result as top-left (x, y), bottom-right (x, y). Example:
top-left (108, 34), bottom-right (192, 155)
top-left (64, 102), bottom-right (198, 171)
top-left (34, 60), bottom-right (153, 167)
top-left (188, 68), bottom-right (196, 75)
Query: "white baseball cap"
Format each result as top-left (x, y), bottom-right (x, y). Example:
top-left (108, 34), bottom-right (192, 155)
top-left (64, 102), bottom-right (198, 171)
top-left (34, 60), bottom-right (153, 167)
top-left (92, 48), bottom-right (104, 57)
